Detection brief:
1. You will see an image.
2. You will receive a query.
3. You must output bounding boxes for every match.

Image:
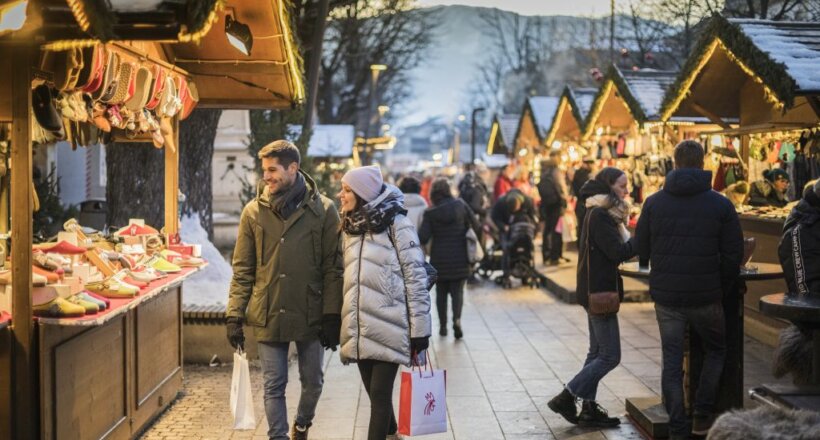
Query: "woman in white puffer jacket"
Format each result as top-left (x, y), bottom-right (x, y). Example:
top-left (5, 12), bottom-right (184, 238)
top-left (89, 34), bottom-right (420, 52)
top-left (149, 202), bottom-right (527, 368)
top-left (337, 165), bottom-right (432, 440)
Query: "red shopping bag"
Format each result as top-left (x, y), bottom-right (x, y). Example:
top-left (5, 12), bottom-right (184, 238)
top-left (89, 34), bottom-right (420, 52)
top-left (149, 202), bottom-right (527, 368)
top-left (398, 355), bottom-right (447, 436)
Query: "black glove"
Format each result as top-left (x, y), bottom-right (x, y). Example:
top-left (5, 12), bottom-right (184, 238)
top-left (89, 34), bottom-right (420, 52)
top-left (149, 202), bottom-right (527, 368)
top-left (226, 317), bottom-right (245, 350)
top-left (319, 314), bottom-right (341, 351)
top-left (410, 336), bottom-right (429, 354)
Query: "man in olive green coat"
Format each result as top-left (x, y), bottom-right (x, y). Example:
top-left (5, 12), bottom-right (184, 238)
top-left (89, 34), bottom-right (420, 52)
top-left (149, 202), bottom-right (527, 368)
top-left (226, 140), bottom-right (343, 440)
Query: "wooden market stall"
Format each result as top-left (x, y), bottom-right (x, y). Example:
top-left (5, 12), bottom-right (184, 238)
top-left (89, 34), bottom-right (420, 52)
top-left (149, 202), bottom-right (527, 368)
top-left (0, 0), bottom-right (304, 438)
top-left (512, 96), bottom-right (559, 178)
top-left (658, 15), bottom-right (820, 346)
top-left (543, 85), bottom-right (597, 165)
top-left (487, 113), bottom-right (521, 157)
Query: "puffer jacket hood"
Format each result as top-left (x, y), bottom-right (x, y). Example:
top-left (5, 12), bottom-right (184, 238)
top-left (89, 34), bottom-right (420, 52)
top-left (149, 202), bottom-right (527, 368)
top-left (340, 214), bottom-right (432, 366)
top-left (403, 193), bottom-right (428, 231)
top-left (579, 179), bottom-right (611, 201)
top-left (663, 168), bottom-right (712, 197)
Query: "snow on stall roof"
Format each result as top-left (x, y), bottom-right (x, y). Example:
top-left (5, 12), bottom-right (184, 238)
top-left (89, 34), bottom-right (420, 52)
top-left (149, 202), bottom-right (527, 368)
top-left (498, 114), bottom-right (520, 146)
top-left (733, 19), bottom-right (820, 92)
top-left (570, 88), bottom-right (598, 120)
top-left (179, 214), bottom-right (232, 307)
top-left (620, 70), bottom-right (677, 120)
top-left (287, 124), bottom-right (356, 158)
top-left (528, 96), bottom-right (560, 138)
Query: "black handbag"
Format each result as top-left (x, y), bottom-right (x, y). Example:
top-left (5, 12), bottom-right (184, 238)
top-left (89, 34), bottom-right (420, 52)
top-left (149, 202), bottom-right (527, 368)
top-left (583, 208), bottom-right (620, 315)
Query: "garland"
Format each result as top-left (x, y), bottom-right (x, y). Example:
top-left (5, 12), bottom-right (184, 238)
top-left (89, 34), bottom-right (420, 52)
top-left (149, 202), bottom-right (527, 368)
top-left (659, 14), bottom-right (796, 121)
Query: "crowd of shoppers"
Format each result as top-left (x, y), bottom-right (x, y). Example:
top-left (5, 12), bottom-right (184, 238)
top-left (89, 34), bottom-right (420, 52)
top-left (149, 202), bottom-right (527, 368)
top-left (225, 138), bottom-right (777, 440)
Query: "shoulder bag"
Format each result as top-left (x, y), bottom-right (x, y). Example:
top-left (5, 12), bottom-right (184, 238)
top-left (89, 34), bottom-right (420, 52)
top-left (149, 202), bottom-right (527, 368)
top-left (583, 208), bottom-right (620, 315)
top-left (462, 201), bottom-right (484, 264)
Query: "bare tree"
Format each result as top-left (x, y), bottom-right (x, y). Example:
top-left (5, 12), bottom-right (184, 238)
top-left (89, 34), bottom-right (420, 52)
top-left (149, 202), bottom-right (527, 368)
top-left (721, 0), bottom-right (815, 19)
top-left (615, 1), bottom-right (674, 69)
top-left (318, 0), bottom-right (439, 131)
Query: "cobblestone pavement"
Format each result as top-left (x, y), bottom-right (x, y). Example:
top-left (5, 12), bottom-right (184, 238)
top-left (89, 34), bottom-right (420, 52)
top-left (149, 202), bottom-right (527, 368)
top-left (140, 279), bottom-right (783, 440)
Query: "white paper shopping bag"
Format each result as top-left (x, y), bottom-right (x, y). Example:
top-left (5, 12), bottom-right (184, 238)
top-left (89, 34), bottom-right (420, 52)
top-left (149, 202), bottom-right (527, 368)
top-left (398, 356), bottom-right (447, 436)
top-left (230, 349), bottom-right (256, 430)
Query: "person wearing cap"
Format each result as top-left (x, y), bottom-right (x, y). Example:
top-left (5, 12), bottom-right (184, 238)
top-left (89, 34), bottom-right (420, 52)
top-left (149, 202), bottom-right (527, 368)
top-left (226, 140), bottom-right (343, 440)
top-left (748, 168), bottom-right (790, 207)
top-left (337, 165), bottom-right (432, 440)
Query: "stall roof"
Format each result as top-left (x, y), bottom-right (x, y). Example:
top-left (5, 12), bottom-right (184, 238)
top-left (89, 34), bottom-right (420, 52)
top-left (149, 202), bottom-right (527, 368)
top-left (545, 86), bottom-right (597, 145)
top-left (288, 124), bottom-right (356, 158)
top-left (528, 97), bottom-right (560, 139)
top-left (660, 15), bottom-right (820, 121)
top-left (487, 113), bottom-right (520, 155)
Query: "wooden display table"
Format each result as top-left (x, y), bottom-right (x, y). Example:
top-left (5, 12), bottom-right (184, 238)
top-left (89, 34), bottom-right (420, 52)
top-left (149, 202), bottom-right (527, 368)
top-left (619, 262), bottom-right (784, 438)
top-left (38, 265), bottom-right (205, 440)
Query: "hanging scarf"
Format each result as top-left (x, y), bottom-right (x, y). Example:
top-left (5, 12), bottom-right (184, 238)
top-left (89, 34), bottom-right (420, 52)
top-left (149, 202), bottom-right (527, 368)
top-left (585, 194), bottom-right (632, 242)
top-left (270, 172), bottom-right (307, 220)
top-left (343, 184), bottom-right (407, 236)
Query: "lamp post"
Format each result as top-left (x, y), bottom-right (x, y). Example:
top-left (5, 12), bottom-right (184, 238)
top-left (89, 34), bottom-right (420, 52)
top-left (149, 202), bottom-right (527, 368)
top-left (363, 64), bottom-right (387, 165)
top-left (470, 107), bottom-right (486, 166)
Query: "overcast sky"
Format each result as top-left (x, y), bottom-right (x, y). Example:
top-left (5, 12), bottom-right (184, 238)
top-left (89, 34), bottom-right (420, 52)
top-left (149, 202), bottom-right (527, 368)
top-left (417, 0), bottom-right (615, 16)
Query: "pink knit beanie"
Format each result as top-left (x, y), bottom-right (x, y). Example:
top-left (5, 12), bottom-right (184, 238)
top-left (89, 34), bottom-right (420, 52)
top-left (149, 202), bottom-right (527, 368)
top-left (342, 165), bottom-right (383, 202)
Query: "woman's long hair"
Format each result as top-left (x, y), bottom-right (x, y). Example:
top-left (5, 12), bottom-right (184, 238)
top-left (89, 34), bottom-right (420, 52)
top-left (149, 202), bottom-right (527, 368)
top-left (593, 167), bottom-right (626, 209)
top-left (430, 178), bottom-right (453, 206)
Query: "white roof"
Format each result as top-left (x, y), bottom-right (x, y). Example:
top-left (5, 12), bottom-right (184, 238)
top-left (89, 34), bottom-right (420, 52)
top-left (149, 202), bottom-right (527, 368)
top-left (498, 114), bottom-right (520, 146)
top-left (571, 88), bottom-right (597, 120)
top-left (528, 96), bottom-right (560, 139)
top-left (287, 124), bottom-right (356, 158)
top-left (620, 70), bottom-right (677, 120)
top-left (733, 19), bottom-right (820, 92)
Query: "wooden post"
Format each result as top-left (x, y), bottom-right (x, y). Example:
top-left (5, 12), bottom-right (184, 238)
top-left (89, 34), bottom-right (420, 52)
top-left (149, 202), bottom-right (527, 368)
top-left (164, 117), bottom-right (180, 235)
top-left (10, 44), bottom-right (36, 439)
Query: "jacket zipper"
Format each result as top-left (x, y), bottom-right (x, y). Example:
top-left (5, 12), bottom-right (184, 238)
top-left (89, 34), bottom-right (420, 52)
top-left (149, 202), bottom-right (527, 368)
top-left (355, 234), bottom-right (365, 360)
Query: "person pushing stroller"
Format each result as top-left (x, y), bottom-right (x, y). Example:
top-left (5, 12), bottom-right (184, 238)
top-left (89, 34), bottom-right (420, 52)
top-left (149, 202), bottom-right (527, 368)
top-left (491, 188), bottom-right (537, 286)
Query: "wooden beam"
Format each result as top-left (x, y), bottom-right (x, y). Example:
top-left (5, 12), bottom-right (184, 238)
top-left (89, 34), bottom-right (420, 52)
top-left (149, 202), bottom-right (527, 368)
top-left (164, 117), bottom-right (180, 236)
top-left (807, 96), bottom-right (820, 118)
top-left (691, 101), bottom-right (731, 129)
top-left (176, 62), bottom-right (289, 76)
top-left (10, 44), bottom-right (36, 439)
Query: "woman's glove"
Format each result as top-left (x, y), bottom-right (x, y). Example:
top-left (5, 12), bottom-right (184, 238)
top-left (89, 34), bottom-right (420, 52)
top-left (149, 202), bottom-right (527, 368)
top-left (226, 317), bottom-right (245, 350)
top-left (319, 314), bottom-right (341, 351)
top-left (411, 336), bottom-right (430, 354)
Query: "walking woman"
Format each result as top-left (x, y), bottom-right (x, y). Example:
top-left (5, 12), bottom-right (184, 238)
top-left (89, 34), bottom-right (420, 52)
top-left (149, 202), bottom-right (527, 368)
top-left (547, 167), bottom-right (635, 428)
top-left (337, 165), bottom-right (432, 440)
top-left (419, 178), bottom-right (481, 339)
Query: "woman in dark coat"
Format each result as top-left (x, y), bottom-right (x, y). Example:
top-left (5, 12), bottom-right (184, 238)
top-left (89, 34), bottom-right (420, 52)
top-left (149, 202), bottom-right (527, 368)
top-left (547, 167), bottom-right (636, 428)
top-left (419, 178), bottom-right (481, 339)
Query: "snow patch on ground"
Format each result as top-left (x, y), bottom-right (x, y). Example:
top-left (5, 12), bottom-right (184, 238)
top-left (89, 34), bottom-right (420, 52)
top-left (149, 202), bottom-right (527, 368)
top-left (179, 214), bottom-right (233, 307)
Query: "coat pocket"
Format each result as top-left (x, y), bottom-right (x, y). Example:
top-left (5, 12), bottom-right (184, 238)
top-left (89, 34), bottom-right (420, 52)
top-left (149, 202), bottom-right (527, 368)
top-left (307, 283), bottom-right (323, 328)
top-left (246, 285), bottom-right (269, 327)
top-left (253, 223), bottom-right (264, 267)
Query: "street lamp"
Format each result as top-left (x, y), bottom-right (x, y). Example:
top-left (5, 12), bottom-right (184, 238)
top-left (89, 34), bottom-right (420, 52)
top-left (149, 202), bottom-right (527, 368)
top-left (471, 107), bottom-right (486, 166)
top-left (363, 64), bottom-right (388, 165)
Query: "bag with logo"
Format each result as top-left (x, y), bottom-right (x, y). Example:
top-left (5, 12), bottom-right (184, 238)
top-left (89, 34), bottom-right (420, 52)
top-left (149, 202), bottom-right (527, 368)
top-left (398, 356), bottom-right (447, 436)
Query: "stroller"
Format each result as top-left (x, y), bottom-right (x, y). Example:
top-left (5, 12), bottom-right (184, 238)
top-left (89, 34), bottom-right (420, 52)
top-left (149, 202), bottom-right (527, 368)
top-left (477, 217), bottom-right (547, 289)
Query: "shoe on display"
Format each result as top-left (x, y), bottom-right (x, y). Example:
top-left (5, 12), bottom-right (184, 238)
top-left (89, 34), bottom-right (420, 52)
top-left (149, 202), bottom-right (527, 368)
top-left (114, 223), bottom-right (159, 237)
top-left (83, 291), bottom-right (110, 308)
top-left (160, 250), bottom-right (204, 267)
top-left (118, 243), bottom-right (146, 255)
top-left (85, 277), bottom-right (139, 298)
top-left (111, 270), bottom-right (148, 288)
top-left (41, 240), bottom-right (87, 255)
top-left (33, 265), bottom-right (60, 283)
top-left (67, 294), bottom-right (100, 314)
top-left (126, 269), bottom-right (156, 283)
top-left (33, 252), bottom-right (59, 271)
top-left (143, 255), bottom-right (181, 273)
top-left (77, 292), bottom-right (107, 311)
top-left (578, 400), bottom-right (620, 428)
top-left (33, 296), bottom-right (86, 318)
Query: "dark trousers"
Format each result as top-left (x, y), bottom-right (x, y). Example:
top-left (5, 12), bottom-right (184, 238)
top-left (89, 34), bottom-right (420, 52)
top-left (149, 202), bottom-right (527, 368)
top-left (357, 360), bottom-right (400, 440)
top-left (436, 279), bottom-right (465, 326)
top-left (542, 209), bottom-right (562, 261)
top-left (655, 302), bottom-right (726, 437)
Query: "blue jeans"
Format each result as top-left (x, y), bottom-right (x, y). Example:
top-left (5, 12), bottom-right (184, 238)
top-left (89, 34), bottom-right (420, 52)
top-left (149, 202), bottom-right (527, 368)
top-left (655, 302), bottom-right (726, 437)
top-left (566, 313), bottom-right (621, 400)
top-left (257, 339), bottom-right (324, 439)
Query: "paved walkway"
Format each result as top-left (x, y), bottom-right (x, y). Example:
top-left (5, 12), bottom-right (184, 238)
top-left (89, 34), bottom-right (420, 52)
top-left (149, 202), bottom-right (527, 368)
top-left (140, 280), bottom-right (784, 440)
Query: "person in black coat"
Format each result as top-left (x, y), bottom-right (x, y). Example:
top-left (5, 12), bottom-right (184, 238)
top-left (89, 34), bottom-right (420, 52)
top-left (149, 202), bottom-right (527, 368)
top-left (635, 140), bottom-right (743, 439)
top-left (419, 178), bottom-right (481, 339)
top-left (538, 161), bottom-right (568, 265)
top-left (749, 168), bottom-right (790, 207)
top-left (779, 179), bottom-right (820, 296)
top-left (572, 159), bottom-right (595, 238)
top-left (548, 167), bottom-right (635, 429)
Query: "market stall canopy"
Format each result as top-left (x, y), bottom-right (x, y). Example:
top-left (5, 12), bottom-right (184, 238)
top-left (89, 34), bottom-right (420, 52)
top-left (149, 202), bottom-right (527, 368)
top-left (659, 15), bottom-right (820, 126)
top-left (487, 113), bottom-right (520, 156)
top-left (288, 124), bottom-right (355, 158)
top-left (167, 1), bottom-right (304, 109)
top-left (514, 96), bottom-right (559, 148)
top-left (545, 85), bottom-right (596, 146)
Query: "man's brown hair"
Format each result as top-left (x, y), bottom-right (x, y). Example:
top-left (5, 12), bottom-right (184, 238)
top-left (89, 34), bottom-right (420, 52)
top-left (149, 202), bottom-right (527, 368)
top-left (674, 140), bottom-right (705, 169)
top-left (258, 140), bottom-right (301, 168)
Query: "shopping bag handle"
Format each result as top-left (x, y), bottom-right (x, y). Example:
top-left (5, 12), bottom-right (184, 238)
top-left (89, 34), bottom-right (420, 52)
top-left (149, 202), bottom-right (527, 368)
top-left (411, 351), bottom-right (433, 377)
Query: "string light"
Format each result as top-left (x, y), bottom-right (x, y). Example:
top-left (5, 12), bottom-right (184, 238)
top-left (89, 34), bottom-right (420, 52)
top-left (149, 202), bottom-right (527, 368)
top-left (583, 80), bottom-right (614, 140)
top-left (544, 96), bottom-right (567, 147)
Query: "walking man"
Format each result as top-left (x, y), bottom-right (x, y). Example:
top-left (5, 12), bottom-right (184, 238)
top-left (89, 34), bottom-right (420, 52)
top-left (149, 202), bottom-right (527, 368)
top-left (636, 140), bottom-right (743, 439)
top-left (226, 140), bottom-right (343, 440)
top-left (538, 157), bottom-right (568, 265)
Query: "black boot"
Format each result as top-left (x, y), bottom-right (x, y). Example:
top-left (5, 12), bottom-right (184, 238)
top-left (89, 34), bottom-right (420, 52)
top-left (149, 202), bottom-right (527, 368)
top-left (291, 421), bottom-right (311, 440)
top-left (578, 400), bottom-right (620, 428)
top-left (453, 319), bottom-right (463, 339)
top-left (439, 323), bottom-right (447, 336)
top-left (547, 388), bottom-right (578, 424)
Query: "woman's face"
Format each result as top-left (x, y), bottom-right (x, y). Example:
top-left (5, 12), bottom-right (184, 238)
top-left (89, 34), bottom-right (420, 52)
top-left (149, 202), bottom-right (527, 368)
top-left (337, 183), bottom-right (358, 213)
top-left (612, 174), bottom-right (629, 200)
top-left (774, 178), bottom-right (789, 193)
